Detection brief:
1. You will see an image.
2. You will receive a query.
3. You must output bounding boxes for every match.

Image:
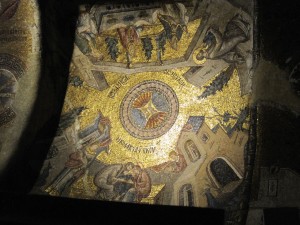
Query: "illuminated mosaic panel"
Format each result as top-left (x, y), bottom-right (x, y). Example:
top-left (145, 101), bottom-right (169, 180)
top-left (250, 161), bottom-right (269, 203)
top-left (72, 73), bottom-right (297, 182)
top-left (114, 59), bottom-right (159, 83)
top-left (34, 0), bottom-right (254, 211)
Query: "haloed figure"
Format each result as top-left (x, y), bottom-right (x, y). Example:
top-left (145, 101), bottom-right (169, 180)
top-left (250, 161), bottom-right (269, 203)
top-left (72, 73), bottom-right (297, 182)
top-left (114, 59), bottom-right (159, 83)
top-left (150, 150), bottom-right (187, 173)
top-left (45, 150), bottom-right (87, 196)
top-left (196, 14), bottom-right (250, 64)
top-left (117, 25), bottom-right (142, 68)
top-left (94, 162), bottom-right (136, 201)
top-left (75, 4), bottom-right (98, 55)
top-left (122, 165), bottom-right (151, 203)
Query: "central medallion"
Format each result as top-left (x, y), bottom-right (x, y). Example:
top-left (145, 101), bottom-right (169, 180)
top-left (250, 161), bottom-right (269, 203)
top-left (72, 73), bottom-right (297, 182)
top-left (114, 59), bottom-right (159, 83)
top-left (120, 81), bottom-right (179, 140)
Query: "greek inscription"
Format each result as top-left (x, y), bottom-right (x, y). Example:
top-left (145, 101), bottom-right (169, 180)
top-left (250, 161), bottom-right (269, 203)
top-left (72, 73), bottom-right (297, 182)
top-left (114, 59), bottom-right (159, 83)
top-left (164, 70), bottom-right (186, 87)
top-left (116, 137), bottom-right (156, 154)
top-left (108, 75), bottom-right (130, 98)
top-left (105, 2), bottom-right (158, 11)
top-left (0, 28), bottom-right (27, 43)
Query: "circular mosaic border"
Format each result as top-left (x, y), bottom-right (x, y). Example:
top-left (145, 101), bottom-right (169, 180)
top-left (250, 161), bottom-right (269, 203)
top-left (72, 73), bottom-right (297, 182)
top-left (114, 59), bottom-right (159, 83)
top-left (120, 80), bottom-right (179, 140)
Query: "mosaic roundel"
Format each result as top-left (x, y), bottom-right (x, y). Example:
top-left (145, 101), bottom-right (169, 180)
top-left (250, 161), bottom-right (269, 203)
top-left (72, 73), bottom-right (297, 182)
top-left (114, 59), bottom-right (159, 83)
top-left (120, 81), bottom-right (179, 140)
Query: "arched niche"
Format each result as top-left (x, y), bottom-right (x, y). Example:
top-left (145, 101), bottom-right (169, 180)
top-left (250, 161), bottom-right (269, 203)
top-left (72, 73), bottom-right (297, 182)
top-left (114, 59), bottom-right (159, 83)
top-left (179, 184), bottom-right (194, 207)
top-left (184, 139), bottom-right (201, 162)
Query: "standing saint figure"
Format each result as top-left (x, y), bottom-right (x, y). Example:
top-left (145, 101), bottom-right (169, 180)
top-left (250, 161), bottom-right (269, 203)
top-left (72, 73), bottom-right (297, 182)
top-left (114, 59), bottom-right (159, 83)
top-left (45, 150), bottom-right (87, 196)
top-left (45, 114), bottom-right (112, 196)
top-left (117, 25), bottom-right (142, 68)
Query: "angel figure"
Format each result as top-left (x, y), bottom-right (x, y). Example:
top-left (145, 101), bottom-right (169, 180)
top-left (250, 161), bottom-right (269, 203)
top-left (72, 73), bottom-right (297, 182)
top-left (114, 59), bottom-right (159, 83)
top-left (153, 3), bottom-right (189, 65)
top-left (196, 14), bottom-right (251, 64)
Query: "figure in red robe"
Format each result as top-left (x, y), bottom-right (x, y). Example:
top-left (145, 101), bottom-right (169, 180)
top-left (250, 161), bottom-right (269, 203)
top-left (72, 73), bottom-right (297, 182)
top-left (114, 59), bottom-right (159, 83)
top-left (117, 25), bottom-right (142, 68)
top-left (150, 149), bottom-right (187, 173)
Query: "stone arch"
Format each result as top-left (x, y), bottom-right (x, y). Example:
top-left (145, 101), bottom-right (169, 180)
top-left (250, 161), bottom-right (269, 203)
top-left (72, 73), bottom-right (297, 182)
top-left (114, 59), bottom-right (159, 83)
top-left (208, 157), bottom-right (242, 188)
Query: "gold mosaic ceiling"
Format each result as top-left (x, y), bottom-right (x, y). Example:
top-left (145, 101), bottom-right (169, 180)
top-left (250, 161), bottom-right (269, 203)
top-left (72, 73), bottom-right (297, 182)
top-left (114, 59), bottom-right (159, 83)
top-left (64, 66), bottom-right (249, 167)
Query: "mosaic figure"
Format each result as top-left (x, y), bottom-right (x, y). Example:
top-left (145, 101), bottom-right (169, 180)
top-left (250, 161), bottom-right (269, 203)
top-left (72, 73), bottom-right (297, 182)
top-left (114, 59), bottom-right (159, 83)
top-left (75, 5), bottom-right (98, 55)
top-left (94, 162), bottom-right (135, 201)
top-left (117, 25), bottom-right (142, 68)
top-left (196, 14), bottom-right (251, 64)
top-left (45, 150), bottom-right (88, 196)
top-left (150, 150), bottom-right (187, 173)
